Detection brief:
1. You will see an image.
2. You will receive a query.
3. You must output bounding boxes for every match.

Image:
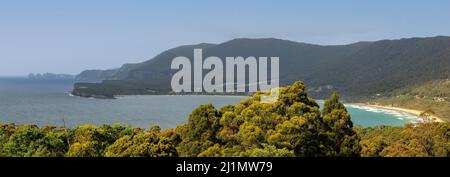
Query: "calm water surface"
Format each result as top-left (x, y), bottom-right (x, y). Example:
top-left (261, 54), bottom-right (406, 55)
top-left (0, 78), bottom-right (419, 128)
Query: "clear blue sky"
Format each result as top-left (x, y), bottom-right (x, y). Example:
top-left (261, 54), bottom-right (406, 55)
top-left (1, 0), bottom-right (450, 76)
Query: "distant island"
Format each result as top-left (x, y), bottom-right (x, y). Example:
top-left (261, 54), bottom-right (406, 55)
top-left (28, 73), bottom-right (75, 81)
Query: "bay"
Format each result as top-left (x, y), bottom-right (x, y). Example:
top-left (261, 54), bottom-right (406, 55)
top-left (0, 78), bottom-right (419, 128)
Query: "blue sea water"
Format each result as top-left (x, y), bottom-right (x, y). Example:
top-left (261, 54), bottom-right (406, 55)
top-left (0, 78), bottom-right (419, 128)
top-left (318, 101), bottom-right (420, 127)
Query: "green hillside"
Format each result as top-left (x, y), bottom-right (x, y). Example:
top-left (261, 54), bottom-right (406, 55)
top-left (73, 36), bottom-right (450, 100)
top-left (368, 79), bottom-right (450, 121)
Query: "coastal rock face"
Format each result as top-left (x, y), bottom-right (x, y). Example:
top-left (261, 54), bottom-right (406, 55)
top-left (73, 36), bottom-right (450, 99)
top-left (74, 69), bottom-right (117, 83)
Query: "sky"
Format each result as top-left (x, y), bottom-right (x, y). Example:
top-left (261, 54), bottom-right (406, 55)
top-left (1, 0), bottom-right (450, 76)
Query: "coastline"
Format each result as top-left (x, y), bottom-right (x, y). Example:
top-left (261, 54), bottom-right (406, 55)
top-left (69, 90), bottom-right (447, 123)
top-left (70, 90), bottom-right (253, 99)
top-left (355, 103), bottom-right (445, 123)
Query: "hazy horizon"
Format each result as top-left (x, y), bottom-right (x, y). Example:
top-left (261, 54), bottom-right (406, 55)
top-left (1, 35), bottom-right (448, 77)
top-left (1, 0), bottom-right (450, 76)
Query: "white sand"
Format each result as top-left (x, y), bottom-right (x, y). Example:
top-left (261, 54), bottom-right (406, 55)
top-left (360, 104), bottom-right (445, 123)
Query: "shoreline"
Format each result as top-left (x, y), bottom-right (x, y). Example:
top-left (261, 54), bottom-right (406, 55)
top-left (354, 103), bottom-right (445, 123)
top-left (70, 91), bottom-right (253, 99)
top-left (69, 92), bottom-right (446, 123)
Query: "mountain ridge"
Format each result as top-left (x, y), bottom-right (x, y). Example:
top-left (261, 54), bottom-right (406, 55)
top-left (73, 36), bottom-right (450, 99)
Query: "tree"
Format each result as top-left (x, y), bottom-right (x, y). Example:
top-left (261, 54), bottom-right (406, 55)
top-left (149, 125), bottom-right (162, 133)
top-left (358, 123), bottom-right (449, 157)
top-left (66, 125), bottom-right (105, 157)
top-left (0, 124), bottom-right (17, 156)
top-left (66, 124), bottom-right (140, 157)
top-left (322, 92), bottom-right (361, 157)
top-left (2, 125), bottom-right (67, 157)
top-left (380, 141), bottom-right (428, 157)
top-left (176, 104), bottom-right (220, 156)
top-left (322, 92), bottom-right (347, 116)
top-left (240, 144), bottom-right (295, 157)
top-left (198, 144), bottom-right (224, 157)
top-left (67, 141), bottom-right (102, 157)
top-left (236, 122), bottom-right (265, 149)
top-left (105, 131), bottom-right (177, 157)
top-left (359, 135), bottom-right (387, 157)
top-left (216, 111), bottom-right (239, 144)
top-left (267, 114), bottom-right (327, 156)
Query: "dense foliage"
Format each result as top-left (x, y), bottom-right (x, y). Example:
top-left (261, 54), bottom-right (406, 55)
top-left (174, 82), bottom-right (361, 157)
top-left (357, 123), bottom-right (449, 157)
top-left (1, 81), bottom-right (449, 157)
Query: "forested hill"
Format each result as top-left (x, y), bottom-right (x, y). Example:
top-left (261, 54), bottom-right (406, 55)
top-left (73, 36), bottom-right (450, 99)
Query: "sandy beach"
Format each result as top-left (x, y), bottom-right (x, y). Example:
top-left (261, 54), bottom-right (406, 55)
top-left (359, 104), bottom-right (445, 123)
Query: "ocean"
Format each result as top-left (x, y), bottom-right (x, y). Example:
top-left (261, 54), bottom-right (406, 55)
top-left (0, 78), bottom-right (420, 128)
